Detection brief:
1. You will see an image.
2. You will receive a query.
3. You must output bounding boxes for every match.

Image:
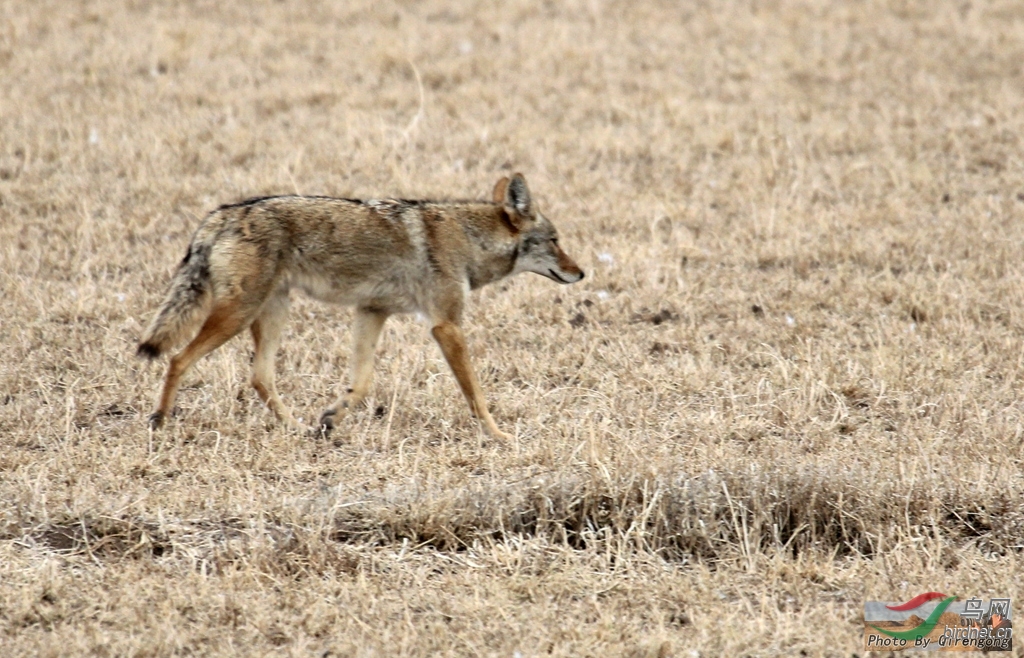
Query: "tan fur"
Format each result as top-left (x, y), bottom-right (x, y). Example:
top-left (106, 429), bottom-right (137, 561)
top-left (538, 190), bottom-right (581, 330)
top-left (138, 174), bottom-right (584, 440)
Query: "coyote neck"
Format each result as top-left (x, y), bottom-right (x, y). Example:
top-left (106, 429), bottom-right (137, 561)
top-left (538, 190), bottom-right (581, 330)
top-left (460, 210), bottom-right (519, 290)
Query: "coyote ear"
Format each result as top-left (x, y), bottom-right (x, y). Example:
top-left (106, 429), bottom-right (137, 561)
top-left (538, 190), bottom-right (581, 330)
top-left (492, 176), bottom-right (510, 204)
top-left (504, 172), bottom-right (531, 217)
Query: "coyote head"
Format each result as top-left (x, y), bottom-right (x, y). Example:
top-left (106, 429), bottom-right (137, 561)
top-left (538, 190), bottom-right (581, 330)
top-left (495, 173), bottom-right (585, 285)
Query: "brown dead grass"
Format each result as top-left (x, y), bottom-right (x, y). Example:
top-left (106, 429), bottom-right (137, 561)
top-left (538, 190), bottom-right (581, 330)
top-left (2, 0), bottom-right (1024, 655)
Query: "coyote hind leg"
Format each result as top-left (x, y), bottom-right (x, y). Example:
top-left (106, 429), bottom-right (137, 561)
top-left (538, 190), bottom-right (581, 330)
top-left (148, 302), bottom-right (257, 429)
top-left (250, 290), bottom-right (302, 429)
top-left (319, 308), bottom-right (388, 432)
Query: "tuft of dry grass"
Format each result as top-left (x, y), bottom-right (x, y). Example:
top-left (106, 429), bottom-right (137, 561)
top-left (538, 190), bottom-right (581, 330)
top-left (2, 0), bottom-right (1024, 655)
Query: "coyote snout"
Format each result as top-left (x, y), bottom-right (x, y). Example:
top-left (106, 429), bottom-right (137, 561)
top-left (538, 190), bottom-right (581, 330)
top-left (137, 173), bottom-right (584, 441)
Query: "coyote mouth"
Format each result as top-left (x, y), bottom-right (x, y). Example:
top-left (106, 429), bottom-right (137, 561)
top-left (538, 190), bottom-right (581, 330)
top-left (547, 269), bottom-right (571, 283)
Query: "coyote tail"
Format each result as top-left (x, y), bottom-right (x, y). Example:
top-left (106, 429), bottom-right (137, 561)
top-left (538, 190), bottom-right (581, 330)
top-left (137, 242), bottom-right (213, 359)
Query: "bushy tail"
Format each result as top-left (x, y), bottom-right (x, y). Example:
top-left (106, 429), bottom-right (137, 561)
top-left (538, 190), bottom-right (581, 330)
top-left (137, 244), bottom-right (213, 359)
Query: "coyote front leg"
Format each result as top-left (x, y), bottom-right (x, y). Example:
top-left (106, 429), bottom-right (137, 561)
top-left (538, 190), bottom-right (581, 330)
top-left (431, 321), bottom-right (511, 442)
top-left (320, 308), bottom-right (389, 431)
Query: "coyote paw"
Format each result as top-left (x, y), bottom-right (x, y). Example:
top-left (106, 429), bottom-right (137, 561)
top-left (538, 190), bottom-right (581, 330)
top-left (318, 409), bottom-right (336, 435)
top-left (488, 429), bottom-right (513, 443)
top-left (147, 411), bottom-right (164, 430)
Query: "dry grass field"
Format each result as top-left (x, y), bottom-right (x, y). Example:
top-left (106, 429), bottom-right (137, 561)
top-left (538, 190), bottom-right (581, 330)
top-left (2, 0), bottom-right (1024, 655)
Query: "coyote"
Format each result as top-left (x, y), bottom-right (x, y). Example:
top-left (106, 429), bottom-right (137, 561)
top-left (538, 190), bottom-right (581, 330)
top-left (137, 174), bottom-right (584, 440)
